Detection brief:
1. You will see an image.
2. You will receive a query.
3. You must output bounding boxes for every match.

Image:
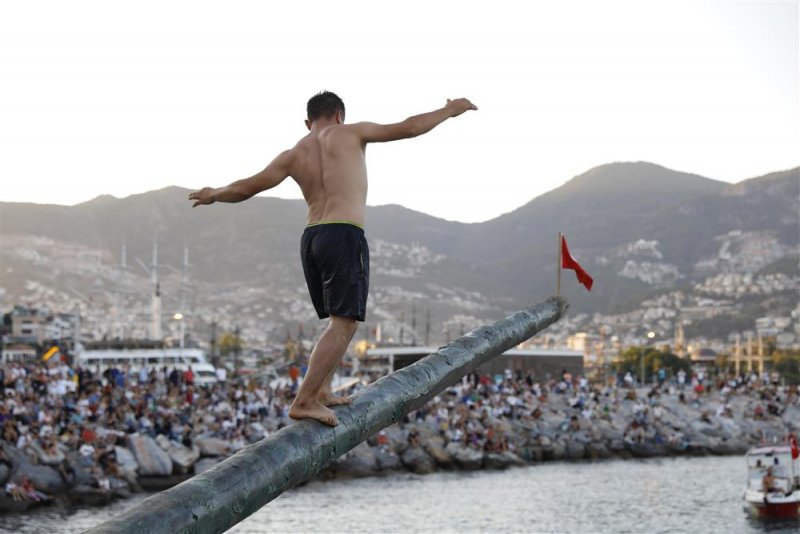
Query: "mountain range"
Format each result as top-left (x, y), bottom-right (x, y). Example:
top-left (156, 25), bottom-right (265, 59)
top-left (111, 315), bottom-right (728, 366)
top-left (1, 161), bottom-right (798, 344)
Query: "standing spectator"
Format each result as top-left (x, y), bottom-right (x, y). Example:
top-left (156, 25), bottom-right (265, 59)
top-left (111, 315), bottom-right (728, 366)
top-left (216, 366), bottom-right (227, 383)
top-left (184, 366), bottom-right (195, 387)
top-left (169, 368), bottom-right (180, 388)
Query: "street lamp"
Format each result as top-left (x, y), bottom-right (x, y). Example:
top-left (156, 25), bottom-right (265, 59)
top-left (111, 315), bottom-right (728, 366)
top-left (173, 313), bottom-right (185, 350)
top-left (640, 331), bottom-right (656, 387)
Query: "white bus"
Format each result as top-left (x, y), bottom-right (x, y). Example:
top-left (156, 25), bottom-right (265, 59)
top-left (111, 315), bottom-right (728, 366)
top-left (76, 347), bottom-right (218, 386)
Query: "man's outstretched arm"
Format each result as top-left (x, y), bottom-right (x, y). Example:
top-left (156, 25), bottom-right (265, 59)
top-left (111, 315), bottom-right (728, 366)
top-left (350, 98), bottom-right (477, 143)
top-left (189, 150), bottom-right (293, 207)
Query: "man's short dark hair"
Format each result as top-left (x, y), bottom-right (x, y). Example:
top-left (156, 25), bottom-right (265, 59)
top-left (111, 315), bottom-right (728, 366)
top-left (307, 91), bottom-right (345, 121)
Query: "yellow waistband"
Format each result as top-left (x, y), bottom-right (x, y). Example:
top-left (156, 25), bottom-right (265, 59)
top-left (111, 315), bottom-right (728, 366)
top-left (306, 220), bottom-right (364, 230)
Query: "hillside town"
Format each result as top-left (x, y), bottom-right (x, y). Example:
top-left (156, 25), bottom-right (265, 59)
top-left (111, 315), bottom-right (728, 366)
top-left (3, 226), bottom-right (798, 377)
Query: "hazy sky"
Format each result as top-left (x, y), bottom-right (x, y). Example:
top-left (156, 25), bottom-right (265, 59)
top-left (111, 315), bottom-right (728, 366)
top-left (1, 0), bottom-right (798, 223)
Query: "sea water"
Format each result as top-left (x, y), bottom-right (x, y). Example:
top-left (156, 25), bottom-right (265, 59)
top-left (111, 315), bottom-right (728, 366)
top-left (1, 455), bottom-right (797, 533)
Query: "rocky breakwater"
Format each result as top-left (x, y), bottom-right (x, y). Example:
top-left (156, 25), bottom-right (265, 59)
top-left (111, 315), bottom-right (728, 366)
top-left (327, 388), bottom-right (798, 478)
top-left (1, 388), bottom-right (796, 513)
top-left (0, 432), bottom-right (232, 513)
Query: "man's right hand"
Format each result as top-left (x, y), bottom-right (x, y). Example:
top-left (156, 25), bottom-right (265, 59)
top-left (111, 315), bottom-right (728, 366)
top-left (189, 187), bottom-right (216, 207)
top-left (446, 98), bottom-right (478, 117)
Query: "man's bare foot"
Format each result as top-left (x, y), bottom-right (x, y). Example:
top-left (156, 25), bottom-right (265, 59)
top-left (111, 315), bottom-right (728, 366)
top-left (288, 400), bottom-right (338, 426)
top-left (318, 391), bottom-right (352, 407)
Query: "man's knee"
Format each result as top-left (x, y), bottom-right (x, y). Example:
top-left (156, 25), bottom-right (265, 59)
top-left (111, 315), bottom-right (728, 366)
top-left (329, 316), bottom-right (358, 338)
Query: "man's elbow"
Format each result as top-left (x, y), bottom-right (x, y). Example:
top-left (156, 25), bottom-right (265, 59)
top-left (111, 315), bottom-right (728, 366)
top-left (401, 119), bottom-right (423, 139)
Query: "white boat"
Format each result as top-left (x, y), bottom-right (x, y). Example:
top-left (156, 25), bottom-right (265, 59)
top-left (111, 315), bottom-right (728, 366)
top-left (743, 442), bottom-right (800, 519)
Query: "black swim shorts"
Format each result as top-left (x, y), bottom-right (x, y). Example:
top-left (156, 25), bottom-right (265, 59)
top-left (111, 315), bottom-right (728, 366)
top-left (300, 222), bottom-right (369, 322)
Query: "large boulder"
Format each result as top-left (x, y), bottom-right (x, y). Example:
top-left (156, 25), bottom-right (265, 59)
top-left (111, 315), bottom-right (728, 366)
top-left (194, 457), bottom-right (222, 475)
top-left (167, 443), bottom-right (201, 475)
top-left (713, 438), bottom-right (748, 455)
top-left (11, 463), bottom-right (65, 494)
top-left (1, 443), bottom-right (29, 468)
top-left (383, 425), bottom-right (409, 454)
top-left (195, 438), bottom-right (231, 457)
top-left (586, 442), bottom-right (612, 459)
top-left (564, 440), bottom-right (586, 460)
top-left (129, 435), bottom-right (172, 476)
top-left (547, 439), bottom-right (567, 461)
top-left (572, 430), bottom-right (594, 445)
top-left (114, 446), bottom-right (139, 475)
top-left (336, 443), bottom-right (378, 478)
top-left (247, 423), bottom-right (267, 443)
top-left (422, 436), bottom-right (454, 468)
top-left (154, 435), bottom-right (200, 474)
top-left (483, 451), bottom-right (524, 470)
top-left (781, 405), bottom-right (800, 432)
top-left (685, 433), bottom-right (716, 455)
top-left (518, 445), bottom-right (543, 463)
top-left (691, 420), bottom-right (726, 439)
top-left (374, 446), bottom-right (402, 471)
top-left (400, 445), bottom-right (435, 474)
top-left (108, 476), bottom-right (132, 496)
top-left (597, 425), bottom-right (625, 443)
top-left (154, 434), bottom-right (171, 450)
top-left (628, 442), bottom-right (664, 458)
top-left (444, 442), bottom-right (483, 470)
top-left (2, 443), bottom-right (66, 494)
top-left (66, 450), bottom-right (94, 486)
top-left (29, 442), bottom-right (65, 466)
top-left (0, 493), bottom-right (36, 513)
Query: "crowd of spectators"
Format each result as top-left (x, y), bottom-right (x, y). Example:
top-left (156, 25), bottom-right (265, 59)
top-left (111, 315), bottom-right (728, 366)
top-left (0, 360), bottom-right (301, 502)
top-left (1, 359), bottom-right (797, 504)
top-left (404, 368), bottom-right (798, 454)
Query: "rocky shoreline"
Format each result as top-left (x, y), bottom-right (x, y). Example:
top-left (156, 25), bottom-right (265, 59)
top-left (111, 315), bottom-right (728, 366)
top-left (330, 387), bottom-right (798, 477)
top-left (2, 385), bottom-right (796, 514)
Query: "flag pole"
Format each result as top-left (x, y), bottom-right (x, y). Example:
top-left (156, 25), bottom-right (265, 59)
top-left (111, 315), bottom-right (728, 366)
top-left (556, 232), bottom-right (562, 297)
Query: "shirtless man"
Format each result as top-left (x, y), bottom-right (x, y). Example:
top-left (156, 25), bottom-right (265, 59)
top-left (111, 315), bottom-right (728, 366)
top-left (189, 91), bottom-right (477, 425)
top-left (762, 466), bottom-right (777, 494)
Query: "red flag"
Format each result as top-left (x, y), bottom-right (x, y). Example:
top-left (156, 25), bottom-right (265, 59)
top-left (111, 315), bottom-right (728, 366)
top-left (561, 235), bottom-right (594, 291)
top-left (791, 434), bottom-right (799, 460)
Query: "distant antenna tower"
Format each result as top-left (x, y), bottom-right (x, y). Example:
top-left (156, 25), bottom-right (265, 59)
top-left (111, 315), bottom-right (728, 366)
top-left (178, 244), bottom-right (188, 309)
top-left (674, 321), bottom-right (685, 358)
top-left (151, 240), bottom-right (161, 339)
top-left (411, 304), bottom-right (417, 345)
top-left (110, 240), bottom-right (129, 339)
top-left (136, 238), bottom-right (162, 340)
top-left (179, 243), bottom-right (193, 341)
top-left (120, 241), bottom-right (127, 269)
top-left (424, 309), bottom-right (431, 346)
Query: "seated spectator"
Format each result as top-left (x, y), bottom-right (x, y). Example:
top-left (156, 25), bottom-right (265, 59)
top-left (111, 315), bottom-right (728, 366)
top-left (91, 466), bottom-right (111, 492)
top-left (79, 442), bottom-right (96, 467)
top-left (5, 481), bottom-right (26, 502)
top-left (20, 476), bottom-right (48, 502)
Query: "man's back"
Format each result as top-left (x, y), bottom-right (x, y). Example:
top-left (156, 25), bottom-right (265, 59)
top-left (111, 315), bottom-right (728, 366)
top-left (289, 125), bottom-right (368, 227)
top-left (187, 96), bottom-right (476, 222)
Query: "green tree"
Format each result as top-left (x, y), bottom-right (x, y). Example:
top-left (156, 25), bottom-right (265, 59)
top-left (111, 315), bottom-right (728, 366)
top-left (772, 350), bottom-right (800, 384)
top-left (616, 347), bottom-right (691, 382)
top-left (219, 331), bottom-right (242, 359)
